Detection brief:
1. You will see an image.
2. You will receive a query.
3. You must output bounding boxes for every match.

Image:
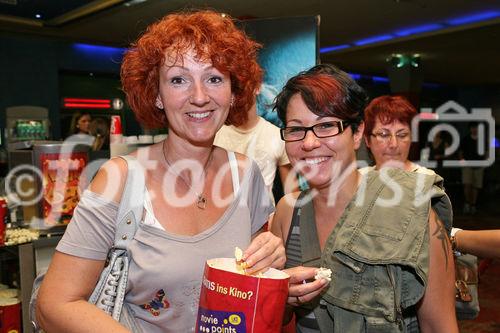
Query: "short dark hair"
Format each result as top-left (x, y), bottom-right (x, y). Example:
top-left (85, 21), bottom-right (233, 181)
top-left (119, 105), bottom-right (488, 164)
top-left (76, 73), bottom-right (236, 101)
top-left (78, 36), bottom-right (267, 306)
top-left (274, 64), bottom-right (367, 132)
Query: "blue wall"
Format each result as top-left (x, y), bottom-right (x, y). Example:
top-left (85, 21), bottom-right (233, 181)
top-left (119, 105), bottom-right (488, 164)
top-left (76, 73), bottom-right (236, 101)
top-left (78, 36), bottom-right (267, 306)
top-left (0, 33), bottom-right (124, 141)
top-left (241, 16), bottom-right (319, 127)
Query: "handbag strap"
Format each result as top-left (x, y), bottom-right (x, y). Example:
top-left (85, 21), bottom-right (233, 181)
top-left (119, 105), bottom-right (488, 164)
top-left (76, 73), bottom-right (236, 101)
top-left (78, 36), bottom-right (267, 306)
top-left (113, 155), bottom-right (145, 249)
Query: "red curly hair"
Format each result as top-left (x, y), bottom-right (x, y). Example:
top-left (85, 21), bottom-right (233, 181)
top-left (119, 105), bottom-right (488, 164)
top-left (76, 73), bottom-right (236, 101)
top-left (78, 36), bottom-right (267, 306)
top-left (121, 10), bottom-right (263, 129)
top-left (363, 95), bottom-right (417, 140)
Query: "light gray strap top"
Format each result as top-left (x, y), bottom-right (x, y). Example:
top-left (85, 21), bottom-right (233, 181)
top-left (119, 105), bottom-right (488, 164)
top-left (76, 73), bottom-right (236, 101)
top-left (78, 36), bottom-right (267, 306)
top-left (113, 156), bottom-right (145, 249)
top-left (143, 151), bottom-right (240, 230)
top-left (228, 151), bottom-right (240, 194)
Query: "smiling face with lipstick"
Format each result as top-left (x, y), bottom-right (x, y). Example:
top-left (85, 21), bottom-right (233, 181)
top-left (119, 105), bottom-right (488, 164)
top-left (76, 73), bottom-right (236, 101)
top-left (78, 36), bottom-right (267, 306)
top-left (157, 48), bottom-right (233, 146)
top-left (36, 11), bottom-right (286, 333)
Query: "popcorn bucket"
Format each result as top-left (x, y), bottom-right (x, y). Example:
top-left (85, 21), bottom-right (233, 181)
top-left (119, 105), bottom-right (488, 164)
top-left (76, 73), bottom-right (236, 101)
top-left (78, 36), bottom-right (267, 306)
top-left (0, 297), bottom-right (21, 333)
top-left (196, 258), bottom-right (289, 333)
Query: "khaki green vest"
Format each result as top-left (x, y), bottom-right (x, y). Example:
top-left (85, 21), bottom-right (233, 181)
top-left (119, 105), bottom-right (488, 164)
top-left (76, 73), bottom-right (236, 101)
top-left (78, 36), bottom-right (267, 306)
top-left (298, 168), bottom-right (452, 332)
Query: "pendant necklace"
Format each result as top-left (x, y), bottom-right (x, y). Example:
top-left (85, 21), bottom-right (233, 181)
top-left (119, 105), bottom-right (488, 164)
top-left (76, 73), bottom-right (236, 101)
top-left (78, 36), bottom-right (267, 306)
top-left (162, 142), bottom-right (213, 209)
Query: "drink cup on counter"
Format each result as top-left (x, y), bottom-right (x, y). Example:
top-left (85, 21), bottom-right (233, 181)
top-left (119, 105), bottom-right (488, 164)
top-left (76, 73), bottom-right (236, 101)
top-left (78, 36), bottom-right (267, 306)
top-left (0, 296), bottom-right (21, 333)
top-left (110, 115), bottom-right (123, 144)
top-left (0, 289), bottom-right (21, 333)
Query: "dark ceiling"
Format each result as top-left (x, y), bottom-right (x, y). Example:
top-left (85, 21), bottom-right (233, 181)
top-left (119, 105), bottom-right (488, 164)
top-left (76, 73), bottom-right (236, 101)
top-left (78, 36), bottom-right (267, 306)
top-left (0, 0), bottom-right (96, 21)
top-left (0, 0), bottom-right (499, 85)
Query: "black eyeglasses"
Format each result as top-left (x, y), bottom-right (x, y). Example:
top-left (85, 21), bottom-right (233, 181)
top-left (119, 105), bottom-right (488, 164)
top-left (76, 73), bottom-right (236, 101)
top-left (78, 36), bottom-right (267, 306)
top-left (280, 120), bottom-right (352, 142)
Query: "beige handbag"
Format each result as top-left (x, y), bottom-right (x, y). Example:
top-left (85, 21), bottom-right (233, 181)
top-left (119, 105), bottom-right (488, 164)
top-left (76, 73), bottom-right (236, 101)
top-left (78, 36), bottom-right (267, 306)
top-left (455, 254), bottom-right (480, 320)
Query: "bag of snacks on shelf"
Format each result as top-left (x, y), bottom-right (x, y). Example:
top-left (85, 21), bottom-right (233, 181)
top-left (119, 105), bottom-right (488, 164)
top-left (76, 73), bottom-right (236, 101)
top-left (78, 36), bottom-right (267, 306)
top-left (0, 293), bottom-right (21, 333)
top-left (196, 257), bottom-right (289, 333)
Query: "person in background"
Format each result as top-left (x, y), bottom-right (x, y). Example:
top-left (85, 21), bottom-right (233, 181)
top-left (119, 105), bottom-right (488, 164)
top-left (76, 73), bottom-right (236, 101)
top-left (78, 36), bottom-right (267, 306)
top-left (458, 123), bottom-right (486, 215)
top-left (363, 95), bottom-right (500, 260)
top-left (362, 95), bottom-right (432, 174)
top-left (69, 112), bottom-right (92, 135)
top-left (451, 228), bottom-right (500, 259)
top-left (89, 117), bottom-right (110, 151)
top-left (37, 10), bottom-right (285, 332)
top-left (429, 130), bottom-right (449, 172)
top-left (271, 64), bottom-right (457, 332)
top-left (214, 96), bottom-right (297, 204)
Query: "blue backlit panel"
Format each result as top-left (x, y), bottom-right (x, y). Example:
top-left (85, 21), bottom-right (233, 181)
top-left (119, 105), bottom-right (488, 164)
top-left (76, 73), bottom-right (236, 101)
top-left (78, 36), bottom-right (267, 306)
top-left (354, 35), bottom-right (393, 46)
top-left (321, 10), bottom-right (500, 54)
top-left (447, 11), bottom-right (500, 25)
top-left (394, 23), bottom-right (443, 37)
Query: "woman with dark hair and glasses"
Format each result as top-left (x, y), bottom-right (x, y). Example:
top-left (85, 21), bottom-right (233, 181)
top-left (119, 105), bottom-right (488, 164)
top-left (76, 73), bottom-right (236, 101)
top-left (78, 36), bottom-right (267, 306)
top-left (271, 64), bottom-right (458, 332)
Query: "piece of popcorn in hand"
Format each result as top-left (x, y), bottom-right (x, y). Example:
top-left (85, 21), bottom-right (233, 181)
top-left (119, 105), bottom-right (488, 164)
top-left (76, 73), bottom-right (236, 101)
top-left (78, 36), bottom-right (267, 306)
top-left (234, 247), bottom-right (243, 262)
top-left (234, 247), bottom-right (248, 275)
top-left (314, 267), bottom-right (332, 282)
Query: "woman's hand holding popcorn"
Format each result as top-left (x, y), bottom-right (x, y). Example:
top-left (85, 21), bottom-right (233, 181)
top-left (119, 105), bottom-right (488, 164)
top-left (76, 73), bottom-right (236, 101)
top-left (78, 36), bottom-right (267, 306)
top-left (284, 266), bottom-right (330, 306)
top-left (243, 231), bottom-right (286, 275)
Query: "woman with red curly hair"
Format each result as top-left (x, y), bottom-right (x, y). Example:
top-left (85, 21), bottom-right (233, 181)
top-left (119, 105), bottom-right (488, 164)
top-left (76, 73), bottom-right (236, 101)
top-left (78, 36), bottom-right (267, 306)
top-left (363, 95), bottom-right (418, 171)
top-left (37, 10), bottom-right (284, 332)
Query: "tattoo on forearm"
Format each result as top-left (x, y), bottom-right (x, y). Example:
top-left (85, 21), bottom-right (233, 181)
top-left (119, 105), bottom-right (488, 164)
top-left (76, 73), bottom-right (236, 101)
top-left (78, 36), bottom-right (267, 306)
top-left (432, 221), bottom-right (449, 268)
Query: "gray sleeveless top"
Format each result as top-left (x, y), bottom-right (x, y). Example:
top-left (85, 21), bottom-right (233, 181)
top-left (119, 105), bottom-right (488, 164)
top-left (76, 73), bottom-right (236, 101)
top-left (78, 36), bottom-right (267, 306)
top-left (57, 151), bottom-right (274, 332)
top-left (284, 192), bottom-right (321, 333)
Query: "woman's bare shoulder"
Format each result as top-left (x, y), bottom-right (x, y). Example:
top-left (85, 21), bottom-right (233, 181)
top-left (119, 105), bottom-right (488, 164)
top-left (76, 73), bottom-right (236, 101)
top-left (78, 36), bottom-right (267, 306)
top-left (89, 157), bottom-right (128, 203)
top-left (271, 191), bottom-right (301, 238)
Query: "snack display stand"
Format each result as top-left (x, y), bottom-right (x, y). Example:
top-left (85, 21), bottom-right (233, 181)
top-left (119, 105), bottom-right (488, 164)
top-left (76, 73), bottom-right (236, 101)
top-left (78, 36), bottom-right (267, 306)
top-left (2, 141), bottom-right (91, 332)
top-left (8, 141), bottom-right (90, 231)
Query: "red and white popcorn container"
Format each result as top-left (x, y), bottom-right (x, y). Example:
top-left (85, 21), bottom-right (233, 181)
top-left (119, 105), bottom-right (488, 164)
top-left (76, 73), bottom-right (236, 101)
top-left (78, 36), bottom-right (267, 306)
top-left (196, 258), bottom-right (289, 333)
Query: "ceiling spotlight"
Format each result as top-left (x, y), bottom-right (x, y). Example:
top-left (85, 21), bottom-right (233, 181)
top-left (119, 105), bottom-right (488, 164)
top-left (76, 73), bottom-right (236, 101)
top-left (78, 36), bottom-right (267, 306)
top-left (124, 0), bottom-right (147, 7)
top-left (387, 54), bottom-right (405, 68)
top-left (411, 54), bottom-right (421, 68)
top-left (387, 53), bottom-right (421, 68)
top-left (35, 14), bottom-right (42, 19)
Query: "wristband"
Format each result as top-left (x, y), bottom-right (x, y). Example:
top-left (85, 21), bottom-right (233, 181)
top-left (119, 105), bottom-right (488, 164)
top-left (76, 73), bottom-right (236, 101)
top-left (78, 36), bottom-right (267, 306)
top-left (450, 228), bottom-right (462, 255)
